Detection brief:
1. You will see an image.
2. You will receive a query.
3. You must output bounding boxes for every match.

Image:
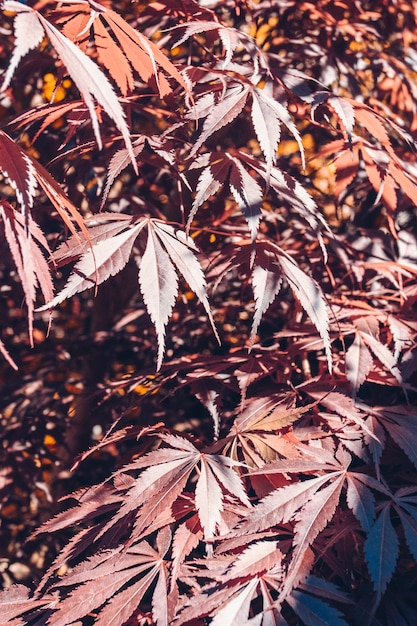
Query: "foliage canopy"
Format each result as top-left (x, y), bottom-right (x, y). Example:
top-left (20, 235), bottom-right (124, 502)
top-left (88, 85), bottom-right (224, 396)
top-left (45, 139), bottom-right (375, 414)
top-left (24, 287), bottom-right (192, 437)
top-left (1, 0), bottom-right (417, 624)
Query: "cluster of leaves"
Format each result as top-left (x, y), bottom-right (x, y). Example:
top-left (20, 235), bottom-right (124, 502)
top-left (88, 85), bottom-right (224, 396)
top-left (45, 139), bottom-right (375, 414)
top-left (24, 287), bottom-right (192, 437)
top-left (1, 0), bottom-right (417, 624)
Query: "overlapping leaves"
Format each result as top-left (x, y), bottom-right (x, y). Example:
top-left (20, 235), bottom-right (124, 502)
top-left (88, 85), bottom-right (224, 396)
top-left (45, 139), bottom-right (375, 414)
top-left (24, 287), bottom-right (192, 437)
top-left (38, 215), bottom-right (218, 369)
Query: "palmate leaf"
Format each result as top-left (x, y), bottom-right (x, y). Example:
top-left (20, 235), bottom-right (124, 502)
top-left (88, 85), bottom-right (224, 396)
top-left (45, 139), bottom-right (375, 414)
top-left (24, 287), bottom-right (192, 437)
top-left (104, 9), bottom-right (187, 97)
top-left (323, 134), bottom-right (417, 219)
top-left (306, 389), bottom-right (378, 441)
top-left (233, 396), bottom-right (319, 436)
top-left (345, 322), bottom-right (403, 394)
top-left (188, 151), bottom-right (263, 240)
top-left (188, 74), bottom-right (304, 178)
top-left (279, 474), bottom-right (345, 601)
top-left (46, 540), bottom-right (170, 626)
top-left (217, 394), bottom-right (325, 472)
top-left (37, 220), bottom-right (146, 309)
top-left (369, 405), bottom-right (417, 469)
top-left (38, 217), bottom-right (216, 370)
top-left (2, 1), bottom-right (136, 169)
top-left (176, 580), bottom-right (258, 625)
top-left (300, 575), bottom-right (353, 606)
top-left (236, 150), bottom-right (329, 241)
top-left (92, 435), bottom-right (250, 543)
top-left (247, 241), bottom-right (331, 369)
top-left (177, 547), bottom-right (285, 625)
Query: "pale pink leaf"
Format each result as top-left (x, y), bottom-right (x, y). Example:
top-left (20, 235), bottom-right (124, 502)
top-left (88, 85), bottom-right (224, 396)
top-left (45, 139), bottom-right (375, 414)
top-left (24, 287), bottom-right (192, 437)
top-left (100, 450), bottom-right (198, 541)
top-left (386, 315), bottom-right (417, 362)
top-left (153, 222), bottom-right (219, 343)
top-left (49, 558), bottom-right (151, 626)
top-left (267, 164), bottom-right (329, 252)
top-left (1, 6), bottom-right (45, 92)
top-left (252, 85), bottom-right (305, 173)
top-left (159, 432), bottom-right (200, 454)
top-left (152, 561), bottom-right (169, 626)
top-left (359, 330), bottom-right (403, 384)
top-left (308, 390), bottom-right (378, 441)
top-left (171, 22), bottom-right (239, 68)
top-left (227, 541), bottom-right (283, 579)
top-left (171, 520), bottom-right (202, 588)
top-left (138, 223), bottom-right (179, 370)
top-left (328, 95), bottom-right (355, 142)
top-left (114, 450), bottom-right (198, 520)
top-left (52, 214), bottom-right (133, 265)
top-left (193, 384), bottom-right (221, 439)
top-left (210, 579), bottom-right (259, 626)
top-left (195, 457), bottom-right (224, 539)
top-left (228, 155), bottom-right (263, 241)
top-left (0, 202), bottom-right (53, 344)
top-left (218, 27), bottom-right (241, 68)
top-left (38, 221), bottom-right (144, 310)
top-left (0, 585), bottom-right (57, 623)
top-left (251, 86), bottom-right (281, 176)
top-left (176, 582), bottom-right (253, 624)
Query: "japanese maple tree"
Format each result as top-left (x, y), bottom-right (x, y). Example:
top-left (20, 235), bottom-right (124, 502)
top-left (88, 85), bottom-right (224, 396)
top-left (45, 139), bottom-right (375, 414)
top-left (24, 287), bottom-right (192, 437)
top-left (0, 0), bottom-right (417, 624)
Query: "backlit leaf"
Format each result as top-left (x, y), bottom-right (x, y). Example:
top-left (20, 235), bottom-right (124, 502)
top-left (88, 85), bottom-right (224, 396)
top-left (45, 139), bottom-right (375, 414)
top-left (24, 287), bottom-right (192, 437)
top-left (139, 224), bottom-right (179, 370)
